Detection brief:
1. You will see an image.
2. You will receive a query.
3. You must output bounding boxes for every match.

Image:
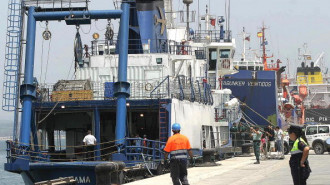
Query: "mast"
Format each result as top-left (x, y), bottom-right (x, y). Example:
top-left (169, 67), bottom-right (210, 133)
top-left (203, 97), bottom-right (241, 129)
top-left (242, 27), bottom-right (246, 62)
top-left (164, 0), bottom-right (173, 28)
top-left (262, 24), bottom-right (267, 68)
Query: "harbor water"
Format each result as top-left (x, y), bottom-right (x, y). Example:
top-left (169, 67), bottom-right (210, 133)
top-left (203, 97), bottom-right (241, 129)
top-left (0, 121), bottom-right (24, 185)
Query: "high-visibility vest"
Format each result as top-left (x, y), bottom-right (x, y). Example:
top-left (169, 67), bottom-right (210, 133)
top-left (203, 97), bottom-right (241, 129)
top-left (290, 137), bottom-right (307, 155)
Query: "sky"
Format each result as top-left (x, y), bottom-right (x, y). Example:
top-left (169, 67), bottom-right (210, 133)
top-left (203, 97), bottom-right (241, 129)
top-left (0, 0), bottom-right (330, 121)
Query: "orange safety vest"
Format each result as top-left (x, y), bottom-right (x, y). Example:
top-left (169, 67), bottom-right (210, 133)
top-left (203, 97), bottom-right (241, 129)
top-left (164, 133), bottom-right (191, 153)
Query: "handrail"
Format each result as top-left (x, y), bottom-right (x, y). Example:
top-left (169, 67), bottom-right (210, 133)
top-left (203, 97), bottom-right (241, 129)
top-left (178, 76), bottom-right (184, 101)
top-left (125, 138), bottom-right (166, 162)
top-left (150, 75), bottom-right (170, 98)
top-left (190, 78), bottom-right (195, 102)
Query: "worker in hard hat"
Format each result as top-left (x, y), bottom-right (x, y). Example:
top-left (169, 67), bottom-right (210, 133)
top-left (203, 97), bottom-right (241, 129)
top-left (164, 123), bottom-right (194, 185)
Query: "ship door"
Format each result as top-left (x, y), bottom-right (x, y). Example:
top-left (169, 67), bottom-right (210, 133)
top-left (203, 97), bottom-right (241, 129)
top-left (208, 48), bottom-right (217, 71)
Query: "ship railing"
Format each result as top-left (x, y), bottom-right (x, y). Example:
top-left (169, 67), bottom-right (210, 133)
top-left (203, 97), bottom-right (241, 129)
top-left (88, 39), bottom-right (195, 56)
top-left (124, 138), bottom-right (166, 164)
top-left (215, 105), bottom-right (241, 123)
top-left (150, 76), bottom-right (170, 99)
top-left (23, 0), bottom-right (89, 9)
top-left (168, 43), bottom-right (192, 55)
top-left (193, 30), bottom-right (232, 43)
top-left (35, 75), bottom-right (214, 103)
top-left (169, 76), bottom-right (213, 104)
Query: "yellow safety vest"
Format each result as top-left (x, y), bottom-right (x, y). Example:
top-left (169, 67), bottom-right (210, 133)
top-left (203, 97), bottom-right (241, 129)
top-left (290, 137), bottom-right (307, 155)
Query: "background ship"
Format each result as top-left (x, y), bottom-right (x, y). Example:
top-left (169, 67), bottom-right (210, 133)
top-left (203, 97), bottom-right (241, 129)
top-left (222, 25), bottom-right (283, 127)
top-left (287, 43), bottom-right (330, 124)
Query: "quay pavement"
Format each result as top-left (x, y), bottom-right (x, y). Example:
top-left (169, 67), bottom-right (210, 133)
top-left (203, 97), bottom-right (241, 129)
top-left (126, 151), bottom-right (330, 185)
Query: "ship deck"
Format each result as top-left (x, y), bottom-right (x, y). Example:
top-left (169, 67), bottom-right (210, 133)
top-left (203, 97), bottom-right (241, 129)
top-left (34, 99), bottom-right (172, 111)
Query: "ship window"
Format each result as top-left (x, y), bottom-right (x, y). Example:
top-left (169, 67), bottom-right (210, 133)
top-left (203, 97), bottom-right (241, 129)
top-left (306, 126), bottom-right (317, 135)
top-left (219, 49), bottom-right (230, 58)
top-left (318, 126), bottom-right (329, 133)
top-left (54, 130), bottom-right (66, 151)
top-left (311, 77), bottom-right (315, 83)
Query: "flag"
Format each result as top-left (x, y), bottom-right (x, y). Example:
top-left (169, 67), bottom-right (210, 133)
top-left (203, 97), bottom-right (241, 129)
top-left (210, 19), bottom-right (216, 26)
top-left (245, 36), bottom-right (250, 41)
top-left (261, 41), bottom-right (268, 46)
top-left (257, 32), bottom-right (263, 37)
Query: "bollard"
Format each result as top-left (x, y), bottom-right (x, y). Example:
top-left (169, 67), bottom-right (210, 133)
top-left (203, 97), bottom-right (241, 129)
top-left (195, 149), bottom-right (218, 167)
top-left (241, 143), bottom-right (253, 157)
top-left (95, 162), bottom-right (125, 185)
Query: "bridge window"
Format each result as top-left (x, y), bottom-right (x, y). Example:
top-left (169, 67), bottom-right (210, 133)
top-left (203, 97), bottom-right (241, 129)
top-left (219, 49), bottom-right (230, 58)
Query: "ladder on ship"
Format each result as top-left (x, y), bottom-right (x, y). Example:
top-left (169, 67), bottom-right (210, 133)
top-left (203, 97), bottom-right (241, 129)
top-left (159, 101), bottom-right (168, 142)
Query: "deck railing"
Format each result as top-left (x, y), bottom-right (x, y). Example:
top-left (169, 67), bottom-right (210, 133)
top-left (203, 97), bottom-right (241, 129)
top-left (35, 76), bottom-right (214, 104)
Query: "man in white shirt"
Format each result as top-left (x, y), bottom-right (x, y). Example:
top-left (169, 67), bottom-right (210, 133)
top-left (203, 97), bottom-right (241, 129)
top-left (275, 126), bottom-right (284, 153)
top-left (83, 130), bottom-right (97, 161)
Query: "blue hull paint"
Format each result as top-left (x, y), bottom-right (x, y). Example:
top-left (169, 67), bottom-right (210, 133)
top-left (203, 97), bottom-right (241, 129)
top-left (223, 70), bottom-right (279, 126)
top-left (22, 162), bottom-right (101, 185)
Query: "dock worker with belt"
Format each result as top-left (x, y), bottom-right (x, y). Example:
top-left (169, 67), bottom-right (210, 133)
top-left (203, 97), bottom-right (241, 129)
top-left (288, 125), bottom-right (311, 185)
top-left (250, 126), bottom-right (262, 164)
top-left (164, 123), bottom-right (194, 185)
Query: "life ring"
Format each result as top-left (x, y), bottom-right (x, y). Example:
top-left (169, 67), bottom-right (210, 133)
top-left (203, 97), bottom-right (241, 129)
top-left (222, 59), bottom-right (230, 69)
top-left (145, 83), bottom-right (153, 91)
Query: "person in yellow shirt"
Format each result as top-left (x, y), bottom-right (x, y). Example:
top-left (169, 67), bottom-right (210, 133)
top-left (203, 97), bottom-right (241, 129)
top-left (164, 123), bottom-right (194, 185)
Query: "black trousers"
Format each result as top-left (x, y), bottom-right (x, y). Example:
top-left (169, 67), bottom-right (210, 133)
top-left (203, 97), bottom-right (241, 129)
top-left (170, 159), bottom-right (189, 185)
top-left (290, 162), bottom-right (310, 185)
top-left (86, 145), bottom-right (95, 161)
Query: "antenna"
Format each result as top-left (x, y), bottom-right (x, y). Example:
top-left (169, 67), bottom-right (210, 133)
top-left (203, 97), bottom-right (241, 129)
top-left (183, 0), bottom-right (193, 37)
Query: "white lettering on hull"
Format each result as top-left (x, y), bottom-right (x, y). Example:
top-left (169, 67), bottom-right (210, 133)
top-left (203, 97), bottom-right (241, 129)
top-left (74, 176), bottom-right (91, 184)
top-left (223, 81), bottom-right (272, 87)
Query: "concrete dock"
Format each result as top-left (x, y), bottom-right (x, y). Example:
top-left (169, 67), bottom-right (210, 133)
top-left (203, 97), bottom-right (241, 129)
top-left (126, 151), bottom-right (330, 185)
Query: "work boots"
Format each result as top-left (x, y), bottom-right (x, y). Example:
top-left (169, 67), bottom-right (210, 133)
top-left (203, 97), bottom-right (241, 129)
top-left (254, 160), bottom-right (260, 164)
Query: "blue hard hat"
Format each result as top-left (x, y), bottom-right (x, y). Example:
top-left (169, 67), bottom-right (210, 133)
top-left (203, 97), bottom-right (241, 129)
top-left (172, 123), bottom-right (181, 131)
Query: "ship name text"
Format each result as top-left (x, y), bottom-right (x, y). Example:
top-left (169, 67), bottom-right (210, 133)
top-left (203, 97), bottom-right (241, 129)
top-left (223, 81), bottom-right (272, 87)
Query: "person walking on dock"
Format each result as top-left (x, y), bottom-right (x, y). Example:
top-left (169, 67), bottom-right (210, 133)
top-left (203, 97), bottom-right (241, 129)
top-left (275, 126), bottom-right (284, 153)
top-left (83, 130), bottom-right (97, 161)
top-left (250, 126), bottom-right (262, 164)
top-left (288, 125), bottom-right (311, 185)
top-left (164, 123), bottom-right (194, 185)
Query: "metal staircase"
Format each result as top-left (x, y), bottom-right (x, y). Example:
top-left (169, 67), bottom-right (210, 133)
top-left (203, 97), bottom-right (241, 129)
top-left (2, 0), bottom-right (23, 112)
top-left (159, 101), bottom-right (168, 142)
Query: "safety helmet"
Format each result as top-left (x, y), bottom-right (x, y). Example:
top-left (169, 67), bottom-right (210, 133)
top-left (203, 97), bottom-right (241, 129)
top-left (172, 123), bottom-right (181, 131)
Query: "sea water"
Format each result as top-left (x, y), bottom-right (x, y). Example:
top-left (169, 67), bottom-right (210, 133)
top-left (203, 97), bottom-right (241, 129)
top-left (0, 141), bottom-right (24, 185)
top-left (0, 121), bottom-right (24, 185)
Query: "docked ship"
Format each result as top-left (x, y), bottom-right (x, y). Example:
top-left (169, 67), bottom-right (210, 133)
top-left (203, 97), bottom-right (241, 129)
top-left (286, 43), bottom-right (330, 124)
top-left (222, 26), bottom-right (283, 127)
top-left (3, 0), bottom-right (241, 184)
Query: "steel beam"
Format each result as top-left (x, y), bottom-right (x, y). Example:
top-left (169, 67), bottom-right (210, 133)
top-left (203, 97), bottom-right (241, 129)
top-left (20, 6), bottom-right (36, 146)
top-left (33, 10), bottom-right (122, 21)
top-left (115, 2), bottom-right (130, 146)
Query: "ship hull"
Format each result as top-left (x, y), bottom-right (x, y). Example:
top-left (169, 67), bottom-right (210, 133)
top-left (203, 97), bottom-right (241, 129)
top-left (223, 70), bottom-right (279, 126)
top-left (305, 108), bottom-right (330, 124)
